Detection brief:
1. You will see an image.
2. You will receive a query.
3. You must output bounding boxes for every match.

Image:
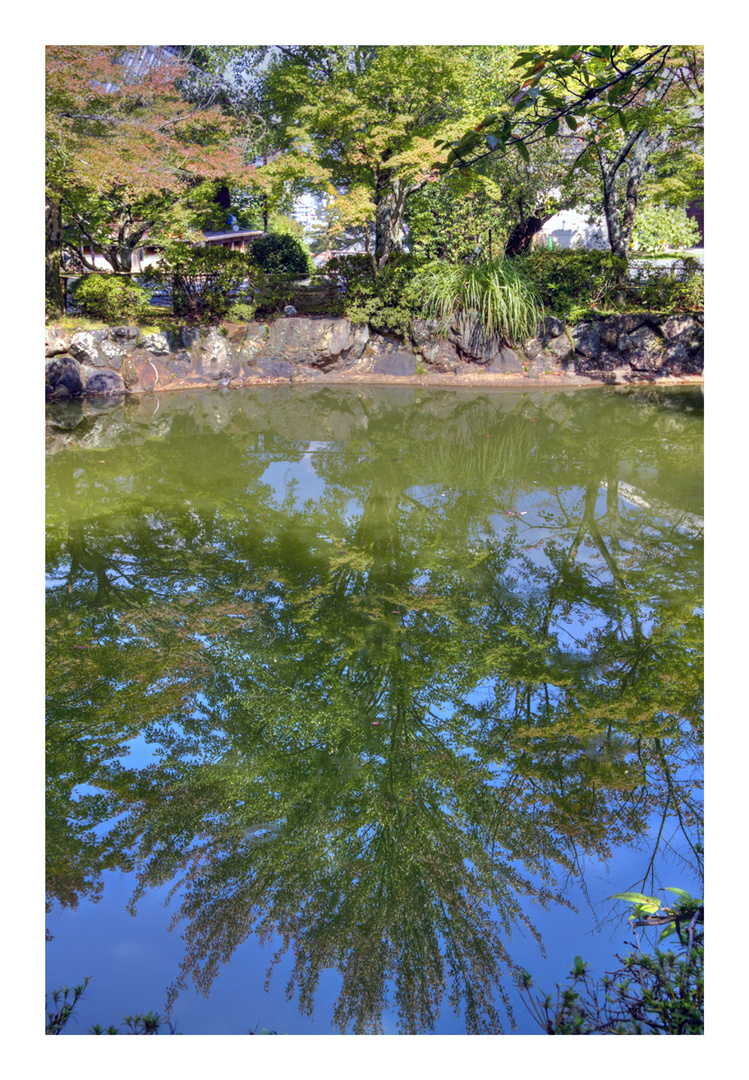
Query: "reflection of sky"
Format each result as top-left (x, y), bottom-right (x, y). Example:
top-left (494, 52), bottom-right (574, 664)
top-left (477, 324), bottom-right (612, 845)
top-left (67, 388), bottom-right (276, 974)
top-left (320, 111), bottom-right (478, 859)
top-left (259, 441), bottom-right (330, 508)
top-left (46, 809), bottom-right (702, 1035)
top-left (51, 663), bottom-right (702, 1033)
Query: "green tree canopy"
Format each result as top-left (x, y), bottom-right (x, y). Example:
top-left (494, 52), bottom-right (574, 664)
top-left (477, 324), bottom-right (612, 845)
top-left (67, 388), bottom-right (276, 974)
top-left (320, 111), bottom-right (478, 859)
top-left (252, 46), bottom-right (479, 271)
top-left (439, 46), bottom-right (703, 260)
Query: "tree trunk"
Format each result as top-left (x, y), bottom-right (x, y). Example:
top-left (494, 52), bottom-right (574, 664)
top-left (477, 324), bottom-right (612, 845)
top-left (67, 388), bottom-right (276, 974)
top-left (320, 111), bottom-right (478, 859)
top-left (505, 216), bottom-right (543, 258)
top-left (620, 129), bottom-right (649, 254)
top-left (374, 172), bottom-right (407, 268)
top-left (46, 194), bottom-right (65, 319)
top-left (601, 180), bottom-right (626, 261)
top-left (598, 128), bottom-right (649, 262)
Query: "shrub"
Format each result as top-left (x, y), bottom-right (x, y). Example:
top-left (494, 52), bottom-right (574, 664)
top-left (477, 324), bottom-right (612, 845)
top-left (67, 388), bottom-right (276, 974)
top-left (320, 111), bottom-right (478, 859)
top-left (323, 253), bottom-right (431, 337)
top-left (520, 249), bottom-right (627, 318)
top-left (633, 204), bottom-right (702, 254)
top-left (70, 274), bottom-right (152, 323)
top-left (226, 301), bottom-right (256, 323)
top-left (324, 253), bottom-right (375, 306)
top-left (627, 257), bottom-right (704, 312)
top-left (251, 232), bottom-right (312, 276)
top-left (142, 244), bottom-right (258, 323)
top-left (252, 272), bottom-right (306, 316)
top-left (421, 256), bottom-right (543, 345)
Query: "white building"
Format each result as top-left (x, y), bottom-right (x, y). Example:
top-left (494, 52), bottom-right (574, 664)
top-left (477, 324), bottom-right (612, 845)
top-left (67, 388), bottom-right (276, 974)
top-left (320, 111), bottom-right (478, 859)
top-left (535, 200), bottom-right (704, 253)
top-left (291, 192), bottom-right (329, 234)
top-left (534, 209), bottom-right (609, 251)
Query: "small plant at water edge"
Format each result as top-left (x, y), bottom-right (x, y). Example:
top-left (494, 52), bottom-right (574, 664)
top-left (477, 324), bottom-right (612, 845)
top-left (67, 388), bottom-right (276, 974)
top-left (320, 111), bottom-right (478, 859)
top-left (46, 977), bottom-right (178, 1034)
top-left (45, 977), bottom-right (283, 1034)
top-left (517, 887), bottom-right (703, 1034)
top-left (46, 978), bottom-right (90, 1034)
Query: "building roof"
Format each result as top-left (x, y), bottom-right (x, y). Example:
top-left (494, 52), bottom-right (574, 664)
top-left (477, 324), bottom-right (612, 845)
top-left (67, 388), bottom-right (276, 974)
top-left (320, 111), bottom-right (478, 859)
top-left (202, 229), bottom-right (264, 242)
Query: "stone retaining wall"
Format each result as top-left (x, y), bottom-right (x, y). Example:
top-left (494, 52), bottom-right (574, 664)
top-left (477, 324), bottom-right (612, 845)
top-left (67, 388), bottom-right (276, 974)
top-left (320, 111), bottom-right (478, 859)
top-left (45, 311), bottom-right (704, 399)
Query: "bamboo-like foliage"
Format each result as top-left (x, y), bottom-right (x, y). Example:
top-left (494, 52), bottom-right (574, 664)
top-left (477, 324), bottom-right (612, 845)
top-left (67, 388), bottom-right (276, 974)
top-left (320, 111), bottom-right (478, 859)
top-left (422, 257), bottom-right (543, 345)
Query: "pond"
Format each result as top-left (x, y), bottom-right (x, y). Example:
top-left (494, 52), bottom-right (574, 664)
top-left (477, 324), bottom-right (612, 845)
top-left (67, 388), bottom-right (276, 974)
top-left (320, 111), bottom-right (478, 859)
top-left (45, 383), bottom-right (703, 1035)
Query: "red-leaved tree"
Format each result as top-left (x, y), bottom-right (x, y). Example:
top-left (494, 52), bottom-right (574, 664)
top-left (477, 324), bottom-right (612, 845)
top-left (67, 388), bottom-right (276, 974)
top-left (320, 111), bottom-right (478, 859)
top-left (45, 46), bottom-right (254, 317)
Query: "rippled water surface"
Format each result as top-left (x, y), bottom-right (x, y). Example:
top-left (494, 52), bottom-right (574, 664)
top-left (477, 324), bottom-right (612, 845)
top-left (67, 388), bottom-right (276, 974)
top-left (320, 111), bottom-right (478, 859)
top-left (45, 384), bottom-right (703, 1034)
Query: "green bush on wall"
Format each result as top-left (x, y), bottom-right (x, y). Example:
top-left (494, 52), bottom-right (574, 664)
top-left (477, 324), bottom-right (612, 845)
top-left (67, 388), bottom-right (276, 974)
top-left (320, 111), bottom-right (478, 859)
top-left (70, 274), bottom-right (153, 323)
top-left (323, 253), bottom-right (375, 306)
top-left (142, 244), bottom-right (258, 323)
top-left (519, 248), bottom-right (703, 317)
top-left (323, 253), bottom-right (432, 337)
top-left (627, 257), bottom-right (704, 312)
top-left (519, 249), bottom-right (627, 318)
top-left (251, 233), bottom-right (312, 277)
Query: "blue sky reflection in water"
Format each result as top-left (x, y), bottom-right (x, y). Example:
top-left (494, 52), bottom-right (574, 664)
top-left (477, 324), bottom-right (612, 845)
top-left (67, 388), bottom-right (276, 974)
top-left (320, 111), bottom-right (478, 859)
top-left (45, 384), bottom-right (703, 1035)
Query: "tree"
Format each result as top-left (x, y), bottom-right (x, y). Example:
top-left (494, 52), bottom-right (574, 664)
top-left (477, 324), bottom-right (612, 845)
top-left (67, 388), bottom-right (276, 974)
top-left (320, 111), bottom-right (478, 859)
top-left (253, 46), bottom-right (474, 273)
top-left (45, 46), bottom-right (251, 314)
top-left (440, 46), bottom-right (703, 261)
top-left (440, 46), bottom-right (593, 258)
top-left (61, 185), bottom-right (201, 274)
top-left (406, 135), bottom-right (590, 262)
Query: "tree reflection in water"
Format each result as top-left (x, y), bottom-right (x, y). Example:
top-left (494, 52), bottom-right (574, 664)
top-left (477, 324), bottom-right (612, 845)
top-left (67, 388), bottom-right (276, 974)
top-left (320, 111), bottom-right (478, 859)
top-left (45, 386), bottom-right (703, 1033)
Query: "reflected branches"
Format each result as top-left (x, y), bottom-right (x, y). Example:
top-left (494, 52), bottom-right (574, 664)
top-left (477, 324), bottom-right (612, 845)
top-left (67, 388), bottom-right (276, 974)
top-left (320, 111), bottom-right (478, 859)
top-left (45, 385), bottom-right (703, 1031)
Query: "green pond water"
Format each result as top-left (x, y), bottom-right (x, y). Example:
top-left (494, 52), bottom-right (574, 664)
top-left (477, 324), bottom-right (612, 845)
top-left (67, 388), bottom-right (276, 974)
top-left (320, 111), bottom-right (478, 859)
top-left (45, 384), bottom-right (703, 1035)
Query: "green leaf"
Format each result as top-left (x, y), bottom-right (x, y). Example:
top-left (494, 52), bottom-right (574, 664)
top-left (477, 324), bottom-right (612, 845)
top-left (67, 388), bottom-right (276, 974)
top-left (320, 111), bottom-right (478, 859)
top-left (610, 891), bottom-right (662, 913)
top-left (664, 887), bottom-right (695, 903)
top-left (515, 140), bottom-right (530, 163)
top-left (544, 119), bottom-right (559, 137)
top-left (572, 955), bottom-right (588, 976)
top-left (565, 114), bottom-right (578, 131)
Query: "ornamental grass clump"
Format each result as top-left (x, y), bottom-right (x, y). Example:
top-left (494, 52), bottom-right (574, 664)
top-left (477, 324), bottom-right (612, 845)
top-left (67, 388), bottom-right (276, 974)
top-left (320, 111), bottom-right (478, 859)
top-left (422, 257), bottom-right (542, 346)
